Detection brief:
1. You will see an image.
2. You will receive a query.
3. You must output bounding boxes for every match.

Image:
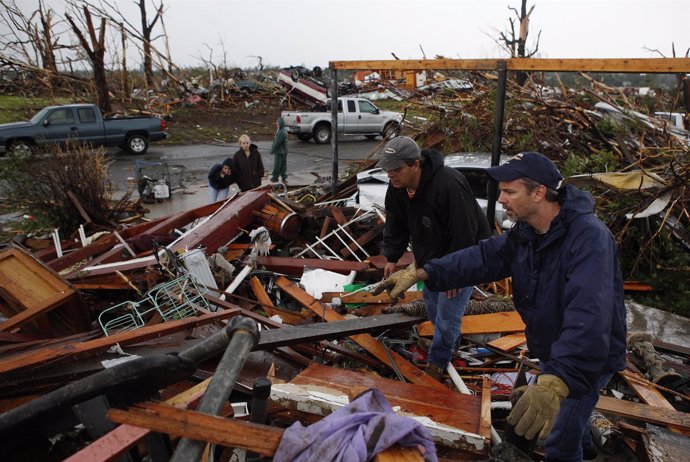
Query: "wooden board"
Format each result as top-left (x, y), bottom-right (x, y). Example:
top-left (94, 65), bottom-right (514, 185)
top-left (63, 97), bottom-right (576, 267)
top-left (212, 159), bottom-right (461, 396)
top-left (275, 276), bottom-right (444, 390)
top-left (284, 363), bottom-right (487, 454)
top-left (0, 308), bottom-right (240, 376)
top-left (0, 247), bottom-right (86, 334)
top-left (487, 332), bottom-right (527, 352)
top-left (330, 57), bottom-right (690, 73)
top-left (596, 395), bottom-right (690, 431)
top-left (417, 311), bottom-right (525, 337)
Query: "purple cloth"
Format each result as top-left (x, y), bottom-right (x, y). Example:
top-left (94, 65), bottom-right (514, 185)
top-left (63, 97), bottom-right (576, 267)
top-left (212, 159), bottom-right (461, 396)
top-left (273, 388), bottom-right (438, 462)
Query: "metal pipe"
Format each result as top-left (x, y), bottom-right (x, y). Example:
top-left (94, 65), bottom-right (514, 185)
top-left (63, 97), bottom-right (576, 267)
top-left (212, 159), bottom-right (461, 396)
top-left (486, 60), bottom-right (507, 228)
top-left (171, 317), bottom-right (259, 462)
top-left (330, 67), bottom-right (339, 196)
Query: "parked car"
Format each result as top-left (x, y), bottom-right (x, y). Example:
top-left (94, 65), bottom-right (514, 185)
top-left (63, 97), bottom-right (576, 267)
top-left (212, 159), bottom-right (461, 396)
top-left (353, 152), bottom-right (512, 228)
top-left (281, 97), bottom-right (403, 144)
top-left (0, 103), bottom-right (168, 156)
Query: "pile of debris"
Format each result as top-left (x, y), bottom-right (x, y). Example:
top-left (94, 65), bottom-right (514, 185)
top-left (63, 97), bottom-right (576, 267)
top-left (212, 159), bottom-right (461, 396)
top-left (1, 181), bottom-right (688, 461)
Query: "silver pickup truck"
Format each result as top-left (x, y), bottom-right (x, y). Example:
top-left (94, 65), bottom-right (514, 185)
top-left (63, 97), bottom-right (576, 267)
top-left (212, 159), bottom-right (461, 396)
top-left (281, 97), bottom-right (402, 144)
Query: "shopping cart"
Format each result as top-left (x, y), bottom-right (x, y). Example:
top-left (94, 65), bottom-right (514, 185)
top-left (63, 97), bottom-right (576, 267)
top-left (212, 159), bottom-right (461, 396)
top-left (134, 160), bottom-right (186, 202)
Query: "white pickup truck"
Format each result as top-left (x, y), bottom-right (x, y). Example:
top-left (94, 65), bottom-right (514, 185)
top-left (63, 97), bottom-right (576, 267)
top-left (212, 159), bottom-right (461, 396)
top-left (281, 97), bottom-right (403, 144)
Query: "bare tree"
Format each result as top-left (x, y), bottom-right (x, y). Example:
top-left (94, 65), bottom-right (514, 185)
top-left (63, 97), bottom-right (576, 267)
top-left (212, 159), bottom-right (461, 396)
top-left (65, 5), bottom-right (111, 112)
top-left (0, 0), bottom-right (71, 90)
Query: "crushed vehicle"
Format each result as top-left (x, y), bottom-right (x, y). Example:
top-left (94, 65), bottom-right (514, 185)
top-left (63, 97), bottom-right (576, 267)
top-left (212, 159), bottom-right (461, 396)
top-left (278, 66), bottom-right (329, 106)
top-left (281, 97), bottom-right (403, 144)
top-left (0, 103), bottom-right (168, 156)
top-left (354, 152), bottom-right (512, 228)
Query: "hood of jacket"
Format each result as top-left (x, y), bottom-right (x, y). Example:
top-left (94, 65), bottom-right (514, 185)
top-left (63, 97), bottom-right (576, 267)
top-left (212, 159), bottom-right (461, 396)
top-left (415, 149), bottom-right (444, 193)
top-left (277, 117), bottom-right (285, 130)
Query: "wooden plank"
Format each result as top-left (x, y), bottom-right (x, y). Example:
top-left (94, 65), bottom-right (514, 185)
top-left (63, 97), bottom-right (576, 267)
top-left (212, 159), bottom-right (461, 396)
top-left (287, 363), bottom-right (486, 453)
top-left (249, 276), bottom-right (308, 325)
top-left (255, 255), bottom-right (369, 276)
top-left (320, 290), bottom-right (422, 304)
top-left (417, 311), bottom-right (525, 337)
top-left (620, 363), bottom-right (690, 436)
top-left (107, 403), bottom-right (283, 457)
top-left (374, 445), bottom-right (424, 462)
top-left (479, 376), bottom-right (492, 441)
top-left (330, 57), bottom-right (690, 73)
top-left (257, 312), bottom-right (424, 349)
top-left (596, 395), bottom-right (690, 431)
top-left (487, 332), bottom-right (527, 352)
top-left (0, 247), bottom-right (82, 333)
top-left (275, 276), bottom-right (445, 389)
top-left (0, 308), bottom-right (241, 376)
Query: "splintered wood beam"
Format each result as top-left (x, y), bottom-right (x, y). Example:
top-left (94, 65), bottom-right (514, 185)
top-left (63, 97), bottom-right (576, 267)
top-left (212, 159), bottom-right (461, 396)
top-left (256, 312), bottom-right (424, 349)
top-left (275, 276), bottom-right (445, 389)
top-left (249, 276), bottom-right (306, 325)
top-left (329, 58), bottom-right (690, 73)
top-left (417, 311), bottom-right (525, 337)
top-left (620, 361), bottom-right (690, 436)
top-left (596, 395), bottom-right (690, 431)
top-left (108, 402), bottom-right (283, 457)
top-left (64, 379), bottom-right (212, 462)
top-left (107, 401), bottom-right (422, 461)
top-left (0, 308), bottom-right (240, 376)
top-left (255, 255), bottom-right (369, 276)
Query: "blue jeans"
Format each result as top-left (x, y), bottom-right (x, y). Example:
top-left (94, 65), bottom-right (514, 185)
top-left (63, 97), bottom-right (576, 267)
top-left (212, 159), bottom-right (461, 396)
top-left (422, 285), bottom-right (472, 369)
top-left (208, 185), bottom-right (229, 203)
top-left (543, 371), bottom-right (614, 461)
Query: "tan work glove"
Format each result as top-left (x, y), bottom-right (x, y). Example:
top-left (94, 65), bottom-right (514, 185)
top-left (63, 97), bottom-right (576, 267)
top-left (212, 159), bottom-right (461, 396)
top-left (371, 263), bottom-right (418, 302)
top-left (506, 374), bottom-right (569, 442)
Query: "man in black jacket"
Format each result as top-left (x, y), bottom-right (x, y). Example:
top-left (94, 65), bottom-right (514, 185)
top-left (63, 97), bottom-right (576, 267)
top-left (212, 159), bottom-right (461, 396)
top-left (375, 136), bottom-right (491, 380)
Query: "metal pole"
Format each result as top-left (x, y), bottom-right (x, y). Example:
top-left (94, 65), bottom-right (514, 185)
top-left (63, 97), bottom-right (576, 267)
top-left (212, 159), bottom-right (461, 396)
top-left (330, 67), bottom-right (339, 196)
top-left (171, 317), bottom-right (259, 462)
top-left (486, 60), bottom-right (508, 228)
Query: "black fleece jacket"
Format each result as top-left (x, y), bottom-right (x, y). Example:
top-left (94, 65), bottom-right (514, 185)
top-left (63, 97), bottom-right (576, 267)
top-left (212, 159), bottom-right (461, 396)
top-left (382, 149), bottom-right (491, 267)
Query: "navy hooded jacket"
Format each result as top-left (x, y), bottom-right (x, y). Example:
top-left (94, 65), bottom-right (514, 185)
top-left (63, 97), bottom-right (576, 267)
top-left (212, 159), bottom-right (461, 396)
top-left (423, 184), bottom-right (627, 398)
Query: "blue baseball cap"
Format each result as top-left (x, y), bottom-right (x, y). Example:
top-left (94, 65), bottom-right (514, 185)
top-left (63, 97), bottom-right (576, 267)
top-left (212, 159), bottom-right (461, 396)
top-left (487, 152), bottom-right (563, 190)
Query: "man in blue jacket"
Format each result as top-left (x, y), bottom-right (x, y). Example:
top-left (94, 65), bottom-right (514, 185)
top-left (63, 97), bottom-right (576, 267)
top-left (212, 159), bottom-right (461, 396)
top-left (375, 152), bottom-right (626, 461)
top-left (373, 136), bottom-right (491, 381)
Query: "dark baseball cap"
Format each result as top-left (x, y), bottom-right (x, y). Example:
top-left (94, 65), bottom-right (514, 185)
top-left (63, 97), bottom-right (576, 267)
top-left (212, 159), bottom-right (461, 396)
top-left (487, 151), bottom-right (563, 190)
top-left (376, 136), bottom-right (421, 171)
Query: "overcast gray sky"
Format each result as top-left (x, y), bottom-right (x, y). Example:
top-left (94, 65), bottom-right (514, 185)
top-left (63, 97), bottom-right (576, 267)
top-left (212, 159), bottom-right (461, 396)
top-left (14, 0), bottom-right (690, 69)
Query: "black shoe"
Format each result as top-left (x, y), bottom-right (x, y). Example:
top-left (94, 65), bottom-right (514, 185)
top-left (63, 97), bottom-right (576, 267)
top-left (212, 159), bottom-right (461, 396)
top-left (582, 445), bottom-right (598, 460)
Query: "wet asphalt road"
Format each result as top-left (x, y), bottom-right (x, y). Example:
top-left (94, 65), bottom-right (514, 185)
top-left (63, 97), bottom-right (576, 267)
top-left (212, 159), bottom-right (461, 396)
top-left (106, 136), bottom-right (383, 192)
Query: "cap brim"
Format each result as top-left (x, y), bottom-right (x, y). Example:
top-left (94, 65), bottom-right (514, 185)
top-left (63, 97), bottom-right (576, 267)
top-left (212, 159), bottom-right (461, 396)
top-left (486, 164), bottom-right (521, 182)
top-left (376, 157), bottom-right (405, 171)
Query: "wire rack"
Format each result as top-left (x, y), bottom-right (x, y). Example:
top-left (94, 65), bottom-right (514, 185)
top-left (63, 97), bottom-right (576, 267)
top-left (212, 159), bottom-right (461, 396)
top-left (98, 274), bottom-right (210, 336)
top-left (134, 160), bottom-right (187, 191)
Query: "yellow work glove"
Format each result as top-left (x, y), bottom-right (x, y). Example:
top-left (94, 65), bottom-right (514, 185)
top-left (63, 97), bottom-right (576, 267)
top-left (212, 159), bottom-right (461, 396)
top-left (371, 263), bottom-right (418, 302)
top-left (506, 374), bottom-right (569, 442)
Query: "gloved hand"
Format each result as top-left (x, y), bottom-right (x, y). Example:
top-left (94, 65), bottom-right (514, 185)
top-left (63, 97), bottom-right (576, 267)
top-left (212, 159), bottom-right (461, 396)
top-left (371, 263), bottom-right (419, 301)
top-left (506, 374), bottom-right (569, 442)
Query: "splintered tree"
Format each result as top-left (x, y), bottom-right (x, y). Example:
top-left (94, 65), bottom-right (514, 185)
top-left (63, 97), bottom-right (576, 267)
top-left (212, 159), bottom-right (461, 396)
top-left (498, 0), bottom-right (541, 85)
top-left (65, 5), bottom-right (111, 113)
top-left (82, 0), bottom-right (167, 90)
